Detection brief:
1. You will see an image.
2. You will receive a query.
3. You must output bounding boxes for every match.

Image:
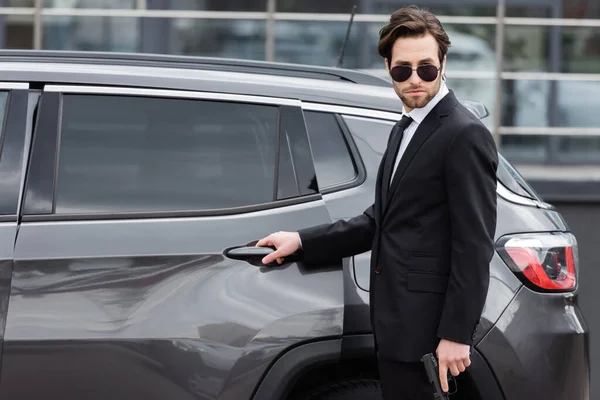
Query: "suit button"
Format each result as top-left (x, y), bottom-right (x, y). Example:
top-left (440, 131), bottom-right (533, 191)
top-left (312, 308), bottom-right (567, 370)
top-left (375, 266), bottom-right (381, 274)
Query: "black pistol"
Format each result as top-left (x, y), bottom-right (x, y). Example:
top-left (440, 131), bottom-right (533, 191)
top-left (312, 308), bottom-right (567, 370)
top-left (421, 353), bottom-right (455, 399)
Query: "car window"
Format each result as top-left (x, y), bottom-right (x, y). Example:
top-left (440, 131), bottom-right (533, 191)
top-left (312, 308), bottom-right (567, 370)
top-left (341, 115), bottom-right (395, 156)
top-left (304, 111), bottom-right (357, 190)
top-left (497, 153), bottom-right (541, 200)
top-left (55, 95), bottom-right (279, 214)
top-left (0, 91), bottom-right (9, 137)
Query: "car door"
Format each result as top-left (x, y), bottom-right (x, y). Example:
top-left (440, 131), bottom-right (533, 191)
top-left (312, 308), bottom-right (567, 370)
top-left (0, 85), bottom-right (342, 400)
top-left (0, 83), bottom-right (34, 375)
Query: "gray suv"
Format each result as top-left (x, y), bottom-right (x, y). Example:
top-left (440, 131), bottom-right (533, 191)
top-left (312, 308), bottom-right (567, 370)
top-left (0, 50), bottom-right (589, 400)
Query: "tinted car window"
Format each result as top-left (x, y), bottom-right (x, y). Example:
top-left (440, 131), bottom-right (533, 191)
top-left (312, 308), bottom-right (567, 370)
top-left (56, 95), bottom-right (279, 214)
top-left (304, 111), bottom-right (357, 190)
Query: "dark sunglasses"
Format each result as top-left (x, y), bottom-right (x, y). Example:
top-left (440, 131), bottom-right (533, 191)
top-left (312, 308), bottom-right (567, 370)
top-left (390, 64), bottom-right (440, 83)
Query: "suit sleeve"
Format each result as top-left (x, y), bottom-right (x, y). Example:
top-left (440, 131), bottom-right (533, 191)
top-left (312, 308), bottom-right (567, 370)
top-left (437, 122), bottom-right (498, 346)
top-left (298, 204), bottom-right (376, 265)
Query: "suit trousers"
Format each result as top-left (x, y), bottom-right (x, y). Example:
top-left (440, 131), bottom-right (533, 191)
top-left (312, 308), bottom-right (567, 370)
top-left (378, 356), bottom-right (434, 400)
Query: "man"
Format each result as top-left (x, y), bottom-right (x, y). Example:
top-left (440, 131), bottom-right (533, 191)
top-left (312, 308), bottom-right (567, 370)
top-left (256, 5), bottom-right (498, 399)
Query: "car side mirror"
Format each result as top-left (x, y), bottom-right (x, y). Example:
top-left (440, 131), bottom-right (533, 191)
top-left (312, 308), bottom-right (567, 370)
top-left (462, 100), bottom-right (489, 120)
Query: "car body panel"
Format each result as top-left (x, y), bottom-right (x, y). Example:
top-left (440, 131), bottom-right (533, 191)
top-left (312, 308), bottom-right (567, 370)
top-left (477, 286), bottom-right (589, 400)
top-left (1, 202), bottom-right (344, 400)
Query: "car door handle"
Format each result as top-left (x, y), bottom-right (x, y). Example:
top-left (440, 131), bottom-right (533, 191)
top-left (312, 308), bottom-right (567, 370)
top-left (225, 245), bottom-right (301, 266)
top-left (225, 245), bottom-right (277, 267)
top-left (226, 246), bottom-right (274, 258)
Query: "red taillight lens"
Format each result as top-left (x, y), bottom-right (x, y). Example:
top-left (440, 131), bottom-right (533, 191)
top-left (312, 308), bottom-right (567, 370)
top-left (496, 232), bottom-right (578, 292)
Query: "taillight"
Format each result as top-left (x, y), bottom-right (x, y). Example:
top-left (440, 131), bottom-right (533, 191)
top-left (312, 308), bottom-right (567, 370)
top-left (496, 232), bottom-right (578, 292)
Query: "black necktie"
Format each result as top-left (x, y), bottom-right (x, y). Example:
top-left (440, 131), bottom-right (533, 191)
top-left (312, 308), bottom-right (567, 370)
top-left (381, 115), bottom-right (413, 201)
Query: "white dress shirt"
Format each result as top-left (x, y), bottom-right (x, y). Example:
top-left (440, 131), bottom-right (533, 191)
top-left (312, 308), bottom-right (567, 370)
top-left (390, 82), bottom-right (450, 184)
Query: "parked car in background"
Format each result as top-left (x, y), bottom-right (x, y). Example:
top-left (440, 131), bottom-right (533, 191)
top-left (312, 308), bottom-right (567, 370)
top-left (0, 50), bottom-right (589, 400)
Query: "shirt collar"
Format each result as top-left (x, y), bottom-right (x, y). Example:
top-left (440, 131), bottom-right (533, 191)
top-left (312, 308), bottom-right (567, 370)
top-left (402, 81), bottom-right (450, 124)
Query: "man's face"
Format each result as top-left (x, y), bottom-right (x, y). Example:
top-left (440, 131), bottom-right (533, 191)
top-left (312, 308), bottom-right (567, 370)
top-left (385, 33), bottom-right (445, 112)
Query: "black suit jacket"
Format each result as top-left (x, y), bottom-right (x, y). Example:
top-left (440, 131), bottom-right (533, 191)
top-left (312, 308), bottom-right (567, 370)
top-left (298, 90), bottom-right (499, 362)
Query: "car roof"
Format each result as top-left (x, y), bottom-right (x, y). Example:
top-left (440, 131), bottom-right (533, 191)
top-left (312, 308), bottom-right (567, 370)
top-left (0, 50), bottom-right (485, 118)
top-left (0, 50), bottom-right (392, 86)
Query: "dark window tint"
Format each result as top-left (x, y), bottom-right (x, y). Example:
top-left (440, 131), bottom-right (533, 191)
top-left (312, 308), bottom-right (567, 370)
top-left (304, 111), bottom-right (357, 190)
top-left (56, 95), bottom-right (279, 214)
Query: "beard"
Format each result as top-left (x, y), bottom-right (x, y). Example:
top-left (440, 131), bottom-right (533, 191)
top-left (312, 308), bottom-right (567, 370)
top-left (398, 77), bottom-right (442, 110)
top-left (400, 91), bottom-right (435, 109)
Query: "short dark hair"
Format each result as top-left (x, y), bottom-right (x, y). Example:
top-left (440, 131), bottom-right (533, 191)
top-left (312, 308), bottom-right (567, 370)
top-left (378, 5), bottom-right (451, 64)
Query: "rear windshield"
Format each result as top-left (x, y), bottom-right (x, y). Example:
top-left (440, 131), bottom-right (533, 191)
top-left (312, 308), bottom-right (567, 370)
top-left (497, 153), bottom-right (541, 200)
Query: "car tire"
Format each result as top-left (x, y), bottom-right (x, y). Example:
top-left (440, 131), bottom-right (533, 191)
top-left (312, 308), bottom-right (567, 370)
top-left (303, 379), bottom-right (382, 400)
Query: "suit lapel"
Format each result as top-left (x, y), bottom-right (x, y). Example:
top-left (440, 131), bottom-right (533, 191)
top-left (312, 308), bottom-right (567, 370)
top-left (382, 90), bottom-right (458, 214)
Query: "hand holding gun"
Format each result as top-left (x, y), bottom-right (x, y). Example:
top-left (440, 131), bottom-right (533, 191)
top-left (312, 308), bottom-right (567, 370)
top-left (421, 353), bottom-right (457, 399)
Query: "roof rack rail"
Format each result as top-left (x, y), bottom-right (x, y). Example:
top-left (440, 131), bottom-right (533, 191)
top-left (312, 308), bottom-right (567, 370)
top-left (0, 50), bottom-right (391, 87)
